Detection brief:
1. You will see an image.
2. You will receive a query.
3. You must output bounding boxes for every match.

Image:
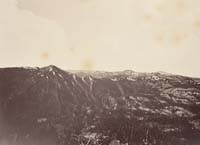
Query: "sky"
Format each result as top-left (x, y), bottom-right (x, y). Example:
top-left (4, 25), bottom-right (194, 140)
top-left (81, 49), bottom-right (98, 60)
top-left (0, 0), bottom-right (200, 77)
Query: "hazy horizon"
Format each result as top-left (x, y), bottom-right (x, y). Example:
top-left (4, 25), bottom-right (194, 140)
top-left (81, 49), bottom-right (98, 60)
top-left (0, 65), bottom-right (197, 79)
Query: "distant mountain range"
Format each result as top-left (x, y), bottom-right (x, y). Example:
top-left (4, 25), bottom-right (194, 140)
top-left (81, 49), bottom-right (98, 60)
top-left (0, 65), bottom-right (200, 145)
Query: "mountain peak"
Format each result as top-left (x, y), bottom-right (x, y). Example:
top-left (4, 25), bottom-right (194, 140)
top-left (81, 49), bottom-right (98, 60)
top-left (46, 65), bottom-right (59, 70)
top-left (42, 65), bottom-right (62, 72)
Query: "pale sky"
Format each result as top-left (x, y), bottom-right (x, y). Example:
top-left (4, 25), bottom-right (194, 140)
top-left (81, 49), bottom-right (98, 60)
top-left (0, 0), bottom-right (200, 77)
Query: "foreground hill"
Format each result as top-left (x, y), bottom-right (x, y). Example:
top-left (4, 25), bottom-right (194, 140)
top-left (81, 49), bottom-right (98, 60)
top-left (0, 65), bottom-right (200, 145)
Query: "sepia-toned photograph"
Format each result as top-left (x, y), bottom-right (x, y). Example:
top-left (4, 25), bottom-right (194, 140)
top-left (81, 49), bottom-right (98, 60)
top-left (0, 0), bottom-right (200, 145)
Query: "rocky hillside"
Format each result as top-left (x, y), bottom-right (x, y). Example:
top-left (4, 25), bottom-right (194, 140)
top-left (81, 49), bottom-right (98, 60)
top-left (0, 65), bottom-right (200, 145)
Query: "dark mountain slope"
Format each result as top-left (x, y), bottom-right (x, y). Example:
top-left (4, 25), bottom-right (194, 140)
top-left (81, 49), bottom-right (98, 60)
top-left (0, 66), bottom-right (200, 145)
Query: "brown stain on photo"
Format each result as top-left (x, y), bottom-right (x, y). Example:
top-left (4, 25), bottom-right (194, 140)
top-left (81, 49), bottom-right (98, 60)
top-left (143, 15), bottom-right (153, 22)
top-left (176, 1), bottom-right (185, 16)
top-left (194, 20), bottom-right (200, 29)
top-left (155, 32), bottom-right (165, 45)
top-left (156, 5), bottom-right (164, 13)
top-left (69, 47), bottom-right (76, 53)
top-left (172, 32), bottom-right (188, 46)
top-left (82, 59), bottom-right (94, 70)
top-left (41, 52), bottom-right (49, 60)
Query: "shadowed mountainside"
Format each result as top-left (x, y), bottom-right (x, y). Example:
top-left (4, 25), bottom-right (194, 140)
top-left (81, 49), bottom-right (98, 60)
top-left (0, 65), bottom-right (200, 145)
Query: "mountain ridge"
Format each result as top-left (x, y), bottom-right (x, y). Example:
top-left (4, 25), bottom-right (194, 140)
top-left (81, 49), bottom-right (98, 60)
top-left (0, 65), bottom-right (200, 145)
